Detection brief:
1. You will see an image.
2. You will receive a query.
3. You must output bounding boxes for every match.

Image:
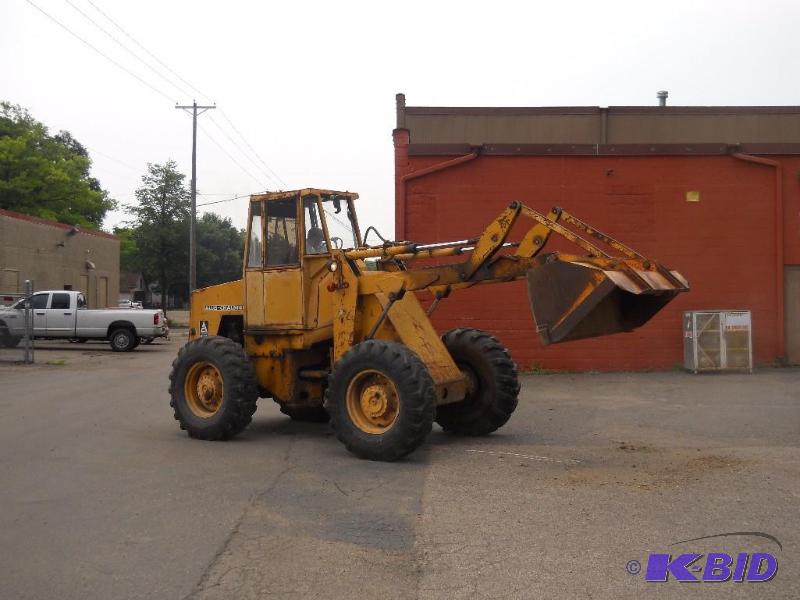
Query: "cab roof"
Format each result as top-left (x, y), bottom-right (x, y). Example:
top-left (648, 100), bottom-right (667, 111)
top-left (250, 188), bottom-right (359, 202)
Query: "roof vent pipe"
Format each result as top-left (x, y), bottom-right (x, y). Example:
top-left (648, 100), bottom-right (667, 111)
top-left (657, 90), bottom-right (669, 106)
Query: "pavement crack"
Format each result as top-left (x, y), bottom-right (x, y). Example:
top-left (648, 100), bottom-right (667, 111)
top-left (182, 464), bottom-right (295, 600)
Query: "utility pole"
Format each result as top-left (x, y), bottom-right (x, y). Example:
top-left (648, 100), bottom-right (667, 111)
top-left (176, 100), bottom-right (215, 296)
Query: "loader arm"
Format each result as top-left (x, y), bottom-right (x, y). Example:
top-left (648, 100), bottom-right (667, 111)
top-left (338, 201), bottom-right (688, 346)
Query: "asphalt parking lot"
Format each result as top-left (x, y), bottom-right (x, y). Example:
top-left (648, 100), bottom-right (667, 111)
top-left (1, 335), bottom-right (798, 599)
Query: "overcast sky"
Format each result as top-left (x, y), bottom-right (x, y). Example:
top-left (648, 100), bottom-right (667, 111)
top-left (3, 0), bottom-right (799, 236)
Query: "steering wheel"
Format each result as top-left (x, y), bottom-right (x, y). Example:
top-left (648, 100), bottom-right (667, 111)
top-left (331, 236), bottom-right (344, 249)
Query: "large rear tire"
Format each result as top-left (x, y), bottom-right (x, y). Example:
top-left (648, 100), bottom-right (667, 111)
top-left (435, 328), bottom-right (520, 435)
top-left (326, 340), bottom-right (435, 461)
top-left (169, 336), bottom-right (258, 440)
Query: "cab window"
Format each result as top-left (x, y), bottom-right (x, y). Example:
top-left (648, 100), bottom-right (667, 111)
top-left (31, 294), bottom-right (48, 309)
top-left (76, 294), bottom-right (87, 309)
top-left (51, 293), bottom-right (71, 310)
top-left (303, 195), bottom-right (328, 255)
top-left (247, 202), bottom-right (263, 268)
top-left (319, 194), bottom-right (359, 250)
top-left (265, 199), bottom-right (299, 266)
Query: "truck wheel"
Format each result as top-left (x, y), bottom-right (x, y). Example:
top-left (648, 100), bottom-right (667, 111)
top-left (109, 328), bottom-right (136, 352)
top-left (326, 340), bottom-right (436, 461)
top-left (279, 404), bottom-right (330, 423)
top-left (0, 330), bottom-right (22, 348)
top-left (436, 328), bottom-right (520, 435)
top-left (169, 336), bottom-right (258, 440)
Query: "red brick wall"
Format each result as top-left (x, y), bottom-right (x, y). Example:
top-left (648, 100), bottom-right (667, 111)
top-left (396, 146), bottom-right (798, 370)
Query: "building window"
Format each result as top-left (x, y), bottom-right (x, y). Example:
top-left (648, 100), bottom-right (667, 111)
top-left (64, 284), bottom-right (73, 290)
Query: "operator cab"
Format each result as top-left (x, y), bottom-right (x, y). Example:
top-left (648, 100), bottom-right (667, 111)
top-left (244, 189), bottom-right (362, 332)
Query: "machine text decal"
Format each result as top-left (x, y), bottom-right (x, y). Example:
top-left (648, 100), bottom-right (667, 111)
top-left (203, 304), bottom-right (244, 311)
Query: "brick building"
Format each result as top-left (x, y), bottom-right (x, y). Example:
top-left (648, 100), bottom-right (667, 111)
top-left (393, 94), bottom-right (800, 370)
top-left (0, 209), bottom-right (119, 308)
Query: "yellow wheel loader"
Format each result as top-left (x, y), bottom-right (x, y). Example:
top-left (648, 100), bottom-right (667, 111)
top-left (169, 189), bottom-right (688, 461)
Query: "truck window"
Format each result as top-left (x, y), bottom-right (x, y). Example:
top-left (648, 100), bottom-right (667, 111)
top-left (31, 294), bottom-right (48, 309)
top-left (51, 293), bottom-right (71, 310)
top-left (77, 293), bottom-right (87, 309)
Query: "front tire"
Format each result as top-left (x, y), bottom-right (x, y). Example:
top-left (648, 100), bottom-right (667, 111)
top-left (169, 336), bottom-right (258, 440)
top-left (326, 340), bottom-right (436, 461)
top-left (110, 328), bottom-right (136, 352)
top-left (435, 328), bottom-right (520, 435)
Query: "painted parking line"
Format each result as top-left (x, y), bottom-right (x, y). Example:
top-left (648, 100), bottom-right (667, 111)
top-left (466, 449), bottom-right (582, 464)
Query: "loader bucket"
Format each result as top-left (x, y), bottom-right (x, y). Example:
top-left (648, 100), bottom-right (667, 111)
top-left (527, 259), bottom-right (688, 345)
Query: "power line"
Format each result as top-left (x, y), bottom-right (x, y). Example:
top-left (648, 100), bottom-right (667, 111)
top-left (198, 124), bottom-right (268, 190)
top-left (87, 147), bottom-right (142, 171)
top-left (25, 0), bottom-right (174, 102)
top-left (206, 114), bottom-right (281, 189)
top-left (86, 0), bottom-right (213, 103)
top-left (77, 1), bottom-right (287, 190)
top-left (219, 109), bottom-right (288, 188)
top-left (65, 0), bottom-right (191, 100)
top-left (82, 2), bottom-right (284, 190)
top-left (82, 3), bottom-right (280, 193)
top-left (30, 0), bottom-right (287, 199)
top-left (197, 193), bottom-right (252, 207)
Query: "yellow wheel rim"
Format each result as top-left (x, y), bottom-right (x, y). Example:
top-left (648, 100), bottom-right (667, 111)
top-left (184, 361), bottom-right (224, 418)
top-left (345, 369), bottom-right (400, 434)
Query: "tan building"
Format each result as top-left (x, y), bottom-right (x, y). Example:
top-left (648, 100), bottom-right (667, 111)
top-left (0, 209), bottom-right (119, 308)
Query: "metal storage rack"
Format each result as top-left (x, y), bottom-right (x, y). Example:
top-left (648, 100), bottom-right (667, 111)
top-left (683, 310), bottom-right (752, 373)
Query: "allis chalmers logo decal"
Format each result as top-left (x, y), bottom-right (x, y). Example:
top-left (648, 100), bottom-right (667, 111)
top-left (203, 304), bottom-right (244, 311)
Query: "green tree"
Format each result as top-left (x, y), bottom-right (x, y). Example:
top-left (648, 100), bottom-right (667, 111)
top-left (126, 161), bottom-right (189, 310)
top-left (113, 226), bottom-right (142, 274)
top-left (197, 213), bottom-right (245, 288)
top-left (0, 101), bottom-right (115, 227)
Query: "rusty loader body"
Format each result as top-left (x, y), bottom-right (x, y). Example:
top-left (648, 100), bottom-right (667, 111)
top-left (169, 189), bottom-right (688, 461)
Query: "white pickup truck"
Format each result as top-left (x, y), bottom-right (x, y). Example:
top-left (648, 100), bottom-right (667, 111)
top-left (0, 290), bottom-right (168, 351)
